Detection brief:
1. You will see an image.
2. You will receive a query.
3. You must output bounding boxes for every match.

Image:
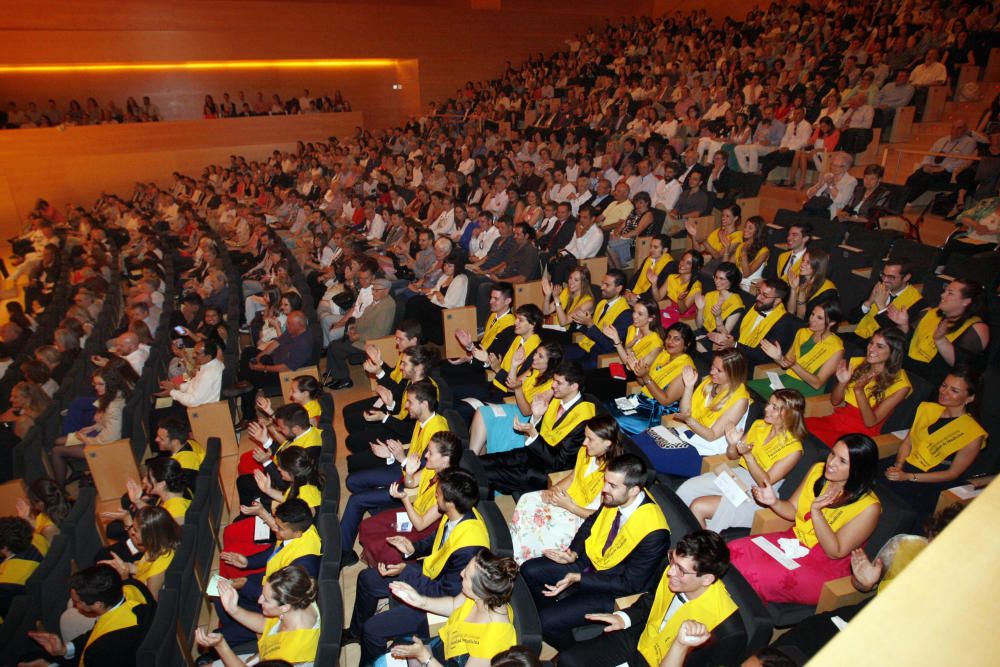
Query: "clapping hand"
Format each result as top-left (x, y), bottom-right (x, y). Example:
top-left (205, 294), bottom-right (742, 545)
top-left (850, 548), bottom-right (884, 591)
top-left (253, 469), bottom-right (272, 494)
top-left (725, 426), bottom-right (749, 455)
top-left (759, 338), bottom-right (783, 363)
top-left (455, 328), bottom-right (473, 350)
top-left (886, 304), bottom-right (908, 328)
top-left (681, 365), bottom-right (699, 388)
top-left (542, 547), bottom-right (578, 564)
top-left (374, 384), bottom-right (394, 408)
top-left (388, 581), bottom-right (423, 607)
top-left (676, 620), bottom-right (711, 647)
top-left (255, 395), bottom-right (273, 416)
top-left (370, 439), bottom-right (391, 459)
top-left (751, 480), bottom-right (778, 507)
top-left (811, 486), bottom-right (842, 512)
top-left (216, 578), bottom-right (239, 614)
top-left (247, 420), bottom-right (268, 444)
top-left (835, 359), bottom-right (852, 384)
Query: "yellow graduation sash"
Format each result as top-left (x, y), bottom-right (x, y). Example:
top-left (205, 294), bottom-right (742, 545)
top-left (161, 496), bottom-right (190, 522)
top-left (691, 378), bottom-right (749, 425)
top-left (739, 420), bottom-right (803, 472)
top-left (408, 413), bottom-right (449, 461)
top-left (440, 597), bottom-right (517, 660)
top-left (522, 370), bottom-right (553, 403)
top-left (172, 441), bottom-right (204, 472)
top-left (809, 279), bottom-right (836, 303)
top-left (738, 303), bottom-right (786, 348)
top-left (706, 228), bottom-right (742, 254)
top-left (733, 241), bottom-right (767, 269)
top-left (32, 513), bottom-right (54, 555)
top-left (81, 600), bottom-right (143, 667)
top-left (842, 357), bottom-right (911, 408)
top-left (422, 510), bottom-right (491, 580)
top-left (304, 399), bottom-right (322, 420)
top-left (390, 356), bottom-right (404, 384)
top-left (777, 249), bottom-right (805, 280)
top-left (908, 310), bottom-right (981, 363)
top-left (258, 611), bottom-right (321, 662)
top-left (135, 549), bottom-right (174, 585)
top-left (584, 495), bottom-right (669, 571)
top-left (413, 469), bottom-right (439, 515)
top-left (480, 311), bottom-right (515, 350)
top-left (579, 298), bottom-right (630, 352)
top-left (554, 289), bottom-right (594, 323)
top-left (665, 273), bottom-right (701, 304)
top-left (284, 483), bottom-right (322, 510)
top-left (793, 463), bottom-right (880, 548)
top-left (493, 333), bottom-right (541, 391)
top-left (702, 291), bottom-right (744, 333)
top-left (856, 285), bottom-right (922, 339)
top-left (539, 398), bottom-right (596, 445)
top-left (905, 402), bottom-right (987, 471)
top-left (642, 352), bottom-right (694, 399)
top-left (265, 525), bottom-right (323, 582)
top-left (637, 573), bottom-right (738, 667)
top-left (275, 426), bottom-right (323, 455)
top-left (626, 327), bottom-right (663, 361)
top-left (787, 329), bottom-right (843, 381)
top-left (632, 255), bottom-right (670, 295)
top-left (566, 447), bottom-right (605, 507)
top-left (0, 552), bottom-right (41, 594)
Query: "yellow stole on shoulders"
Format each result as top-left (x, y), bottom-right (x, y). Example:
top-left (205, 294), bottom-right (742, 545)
top-left (690, 378), bottom-right (749, 426)
top-left (32, 513), bottom-right (53, 555)
top-left (787, 329), bottom-right (843, 381)
top-left (172, 440), bottom-right (205, 472)
top-left (739, 420), bottom-right (803, 472)
top-left (738, 303), bottom-right (786, 347)
top-left (777, 249), bottom-right (805, 280)
top-left (626, 327), bottom-right (663, 361)
top-left (390, 356), bottom-right (404, 384)
top-left (304, 399), bottom-right (322, 420)
top-left (584, 494), bottom-right (669, 571)
top-left (258, 610), bottom-right (321, 663)
top-left (707, 228), bottom-right (742, 254)
top-left (794, 463), bottom-right (880, 548)
top-left (665, 273), bottom-right (700, 304)
top-left (413, 469), bottom-right (439, 515)
top-left (408, 413), bottom-right (449, 461)
top-left (637, 573), bottom-right (738, 667)
top-left (493, 333), bottom-right (541, 391)
top-left (396, 376), bottom-right (440, 420)
top-left (81, 600), bottom-right (143, 667)
top-left (284, 483), bottom-right (322, 510)
top-left (265, 525), bottom-right (323, 582)
top-left (908, 310), bottom-right (981, 363)
top-left (632, 255), bottom-right (670, 295)
top-left (539, 398), bottom-right (596, 445)
top-left (276, 426), bottom-right (322, 455)
top-left (905, 402), bottom-right (987, 471)
top-left (702, 291), bottom-right (743, 333)
top-left (566, 447), bottom-right (605, 507)
top-left (440, 598), bottom-right (517, 660)
top-left (843, 357), bottom-right (911, 408)
top-left (522, 370), bottom-right (553, 403)
top-left (579, 297), bottom-right (630, 352)
top-left (481, 311), bottom-right (516, 350)
top-left (422, 510), bottom-right (491, 580)
top-left (161, 496), bottom-right (190, 522)
top-left (856, 285), bottom-right (922, 339)
top-left (642, 352), bottom-right (694, 399)
top-left (808, 279), bottom-right (836, 303)
top-left (135, 549), bottom-right (174, 585)
top-left (555, 289), bottom-right (594, 323)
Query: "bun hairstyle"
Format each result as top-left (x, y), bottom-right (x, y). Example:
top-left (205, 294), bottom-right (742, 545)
top-left (146, 457), bottom-right (187, 495)
top-left (470, 550), bottom-right (519, 609)
top-left (28, 478), bottom-right (71, 524)
top-left (292, 375), bottom-right (322, 400)
top-left (267, 564), bottom-right (318, 609)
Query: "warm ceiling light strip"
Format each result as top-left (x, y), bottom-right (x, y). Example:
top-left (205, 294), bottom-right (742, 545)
top-left (0, 59), bottom-right (398, 73)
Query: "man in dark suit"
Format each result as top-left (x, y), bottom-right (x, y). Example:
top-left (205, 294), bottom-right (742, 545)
top-left (558, 530), bottom-right (747, 667)
top-left (678, 147), bottom-right (709, 190)
top-left (538, 202), bottom-right (578, 266)
top-left (706, 278), bottom-right (797, 370)
top-left (705, 150), bottom-right (740, 209)
top-left (520, 455), bottom-right (671, 650)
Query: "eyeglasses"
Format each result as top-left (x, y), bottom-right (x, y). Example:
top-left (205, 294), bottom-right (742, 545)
top-left (668, 550), bottom-right (698, 577)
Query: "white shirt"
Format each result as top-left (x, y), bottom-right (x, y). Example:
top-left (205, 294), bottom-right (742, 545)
top-left (653, 178), bottom-right (682, 212)
top-left (781, 120), bottom-right (813, 150)
top-left (471, 226), bottom-right (500, 259)
top-left (457, 158), bottom-right (476, 175)
top-left (812, 172), bottom-right (858, 218)
top-left (631, 173), bottom-right (659, 199)
top-left (124, 345), bottom-right (150, 376)
top-left (353, 285), bottom-right (375, 318)
top-left (909, 62), bottom-right (947, 86)
top-left (549, 182), bottom-right (576, 204)
top-left (170, 358), bottom-right (224, 407)
top-left (430, 208), bottom-right (456, 237)
top-left (564, 224), bottom-right (604, 260)
top-left (365, 214), bottom-right (386, 242)
top-left (570, 190), bottom-right (593, 217)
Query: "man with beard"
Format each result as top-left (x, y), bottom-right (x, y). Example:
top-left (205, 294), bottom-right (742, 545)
top-left (706, 278), bottom-right (796, 369)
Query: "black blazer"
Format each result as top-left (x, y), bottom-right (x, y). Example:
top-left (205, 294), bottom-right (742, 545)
top-left (735, 310), bottom-right (798, 368)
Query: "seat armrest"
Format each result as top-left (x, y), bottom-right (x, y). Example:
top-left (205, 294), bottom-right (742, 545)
top-left (752, 363), bottom-right (781, 381)
top-left (815, 576), bottom-right (874, 614)
top-left (751, 508), bottom-right (794, 535)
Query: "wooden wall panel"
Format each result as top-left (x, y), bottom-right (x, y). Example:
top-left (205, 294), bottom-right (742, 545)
top-left (0, 113), bottom-right (362, 236)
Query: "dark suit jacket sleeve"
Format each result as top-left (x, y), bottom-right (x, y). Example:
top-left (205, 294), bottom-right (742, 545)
top-left (378, 362), bottom-right (406, 395)
top-left (485, 326), bottom-right (517, 357)
top-left (737, 314), bottom-right (796, 367)
top-left (533, 417), bottom-right (588, 470)
top-left (412, 544), bottom-right (482, 599)
top-left (582, 308), bottom-right (632, 356)
top-left (575, 529), bottom-right (670, 597)
top-left (64, 605), bottom-right (151, 667)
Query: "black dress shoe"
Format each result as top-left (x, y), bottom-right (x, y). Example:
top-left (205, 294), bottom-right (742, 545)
top-left (341, 550), bottom-right (360, 568)
top-left (325, 378), bottom-right (353, 390)
top-left (341, 628), bottom-right (361, 646)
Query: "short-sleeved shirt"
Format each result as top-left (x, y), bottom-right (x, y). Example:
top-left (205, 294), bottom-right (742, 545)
top-left (271, 331), bottom-right (312, 371)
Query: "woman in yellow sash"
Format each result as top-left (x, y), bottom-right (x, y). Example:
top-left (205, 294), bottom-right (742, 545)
top-left (611, 323), bottom-right (697, 434)
top-left (256, 374), bottom-right (324, 428)
top-left (693, 262), bottom-right (745, 354)
top-left (100, 505), bottom-right (180, 601)
top-left (541, 265), bottom-right (594, 329)
top-left (678, 389), bottom-right (807, 531)
top-left (243, 445), bottom-right (323, 517)
top-left (196, 564), bottom-right (320, 666)
top-left (469, 342), bottom-right (562, 455)
top-left (359, 432), bottom-right (463, 566)
top-left (15, 478), bottom-right (69, 556)
top-left (786, 248), bottom-right (839, 320)
top-left (749, 301), bottom-right (845, 399)
top-left (588, 299), bottom-right (664, 403)
top-left (730, 434), bottom-right (882, 605)
top-left (387, 550), bottom-right (519, 667)
top-left (883, 367), bottom-right (987, 516)
top-left (658, 251), bottom-right (704, 328)
top-left (510, 416), bottom-right (626, 563)
top-left (890, 279), bottom-right (989, 384)
top-left (688, 203), bottom-right (742, 264)
top-left (732, 216), bottom-right (769, 292)
top-left (806, 326), bottom-right (912, 446)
